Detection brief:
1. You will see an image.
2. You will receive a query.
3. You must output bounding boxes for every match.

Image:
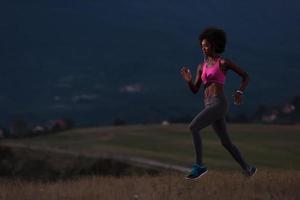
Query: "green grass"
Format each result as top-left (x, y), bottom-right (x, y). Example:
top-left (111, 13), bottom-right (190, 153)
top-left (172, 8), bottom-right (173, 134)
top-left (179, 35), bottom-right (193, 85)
top-left (2, 123), bottom-right (300, 170)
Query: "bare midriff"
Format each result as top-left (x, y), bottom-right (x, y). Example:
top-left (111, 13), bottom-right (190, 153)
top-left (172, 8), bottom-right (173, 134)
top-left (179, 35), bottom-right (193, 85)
top-left (203, 82), bottom-right (224, 100)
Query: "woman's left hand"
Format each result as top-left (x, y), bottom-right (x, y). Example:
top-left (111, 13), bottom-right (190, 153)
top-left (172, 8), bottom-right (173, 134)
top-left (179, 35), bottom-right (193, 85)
top-left (232, 92), bottom-right (243, 105)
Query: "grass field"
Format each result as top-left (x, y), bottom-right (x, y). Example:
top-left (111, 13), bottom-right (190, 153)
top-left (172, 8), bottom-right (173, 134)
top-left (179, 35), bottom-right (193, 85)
top-left (0, 170), bottom-right (299, 200)
top-left (0, 123), bottom-right (300, 199)
top-left (2, 123), bottom-right (300, 170)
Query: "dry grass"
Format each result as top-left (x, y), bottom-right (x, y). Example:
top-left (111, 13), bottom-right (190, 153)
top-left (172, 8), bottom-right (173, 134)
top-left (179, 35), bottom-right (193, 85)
top-left (0, 169), bottom-right (299, 200)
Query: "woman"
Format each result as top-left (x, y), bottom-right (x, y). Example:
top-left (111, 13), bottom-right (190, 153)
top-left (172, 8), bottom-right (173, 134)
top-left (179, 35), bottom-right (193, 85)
top-left (180, 27), bottom-right (256, 179)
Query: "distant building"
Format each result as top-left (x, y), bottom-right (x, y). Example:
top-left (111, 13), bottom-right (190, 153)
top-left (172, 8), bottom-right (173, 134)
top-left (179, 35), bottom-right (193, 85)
top-left (161, 121), bottom-right (170, 126)
top-left (254, 95), bottom-right (300, 124)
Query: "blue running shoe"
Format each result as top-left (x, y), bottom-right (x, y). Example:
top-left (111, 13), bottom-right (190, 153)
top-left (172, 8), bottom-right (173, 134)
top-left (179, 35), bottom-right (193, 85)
top-left (243, 165), bottom-right (257, 177)
top-left (186, 164), bottom-right (208, 180)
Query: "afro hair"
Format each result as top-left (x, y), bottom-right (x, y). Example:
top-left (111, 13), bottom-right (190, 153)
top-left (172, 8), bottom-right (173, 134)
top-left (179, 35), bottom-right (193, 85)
top-left (199, 27), bottom-right (227, 54)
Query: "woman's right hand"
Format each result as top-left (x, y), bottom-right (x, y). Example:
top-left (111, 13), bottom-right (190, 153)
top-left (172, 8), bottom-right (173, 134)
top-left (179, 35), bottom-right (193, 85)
top-left (180, 67), bottom-right (192, 82)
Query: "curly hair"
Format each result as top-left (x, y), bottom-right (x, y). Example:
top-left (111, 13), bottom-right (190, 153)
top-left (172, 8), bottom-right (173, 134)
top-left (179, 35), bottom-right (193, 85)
top-left (199, 27), bottom-right (227, 54)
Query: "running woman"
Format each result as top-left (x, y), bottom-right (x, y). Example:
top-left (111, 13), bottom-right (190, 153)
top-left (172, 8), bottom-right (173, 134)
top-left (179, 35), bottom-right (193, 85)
top-left (180, 27), bottom-right (256, 179)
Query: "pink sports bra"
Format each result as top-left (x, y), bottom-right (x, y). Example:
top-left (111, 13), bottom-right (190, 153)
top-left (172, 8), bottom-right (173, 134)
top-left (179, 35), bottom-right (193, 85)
top-left (201, 58), bottom-right (226, 85)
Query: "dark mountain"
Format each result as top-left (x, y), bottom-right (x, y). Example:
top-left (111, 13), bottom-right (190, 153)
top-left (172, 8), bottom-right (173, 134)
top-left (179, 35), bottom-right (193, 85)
top-left (0, 0), bottom-right (299, 127)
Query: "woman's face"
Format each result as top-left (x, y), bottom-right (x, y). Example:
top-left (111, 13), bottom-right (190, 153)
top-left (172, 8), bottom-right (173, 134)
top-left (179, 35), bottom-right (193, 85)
top-left (201, 39), bottom-right (213, 56)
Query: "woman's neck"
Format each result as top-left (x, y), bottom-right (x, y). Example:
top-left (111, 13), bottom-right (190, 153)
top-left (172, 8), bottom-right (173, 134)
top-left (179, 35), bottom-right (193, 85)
top-left (205, 54), bottom-right (220, 65)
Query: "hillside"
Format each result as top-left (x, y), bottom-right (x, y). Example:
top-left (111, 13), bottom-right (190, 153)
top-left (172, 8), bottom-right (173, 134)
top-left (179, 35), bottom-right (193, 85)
top-left (1, 124), bottom-right (300, 170)
top-left (1, 124), bottom-right (300, 199)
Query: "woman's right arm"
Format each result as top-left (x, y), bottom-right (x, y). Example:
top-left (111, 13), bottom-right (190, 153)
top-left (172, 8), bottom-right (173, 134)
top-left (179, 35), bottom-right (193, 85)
top-left (181, 64), bottom-right (202, 94)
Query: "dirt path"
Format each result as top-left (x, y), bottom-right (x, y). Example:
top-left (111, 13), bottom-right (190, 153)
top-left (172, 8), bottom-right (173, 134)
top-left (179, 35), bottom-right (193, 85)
top-left (1, 142), bottom-right (190, 173)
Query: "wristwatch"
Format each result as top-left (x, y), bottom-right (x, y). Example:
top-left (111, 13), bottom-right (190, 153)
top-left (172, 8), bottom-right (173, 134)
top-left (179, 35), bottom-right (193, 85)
top-left (236, 90), bottom-right (244, 95)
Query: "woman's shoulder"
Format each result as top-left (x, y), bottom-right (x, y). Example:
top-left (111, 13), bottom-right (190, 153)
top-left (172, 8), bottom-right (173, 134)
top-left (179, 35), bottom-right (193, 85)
top-left (197, 62), bottom-right (204, 72)
top-left (218, 57), bottom-right (230, 72)
top-left (219, 57), bottom-right (229, 65)
top-left (219, 57), bottom-right (237, 69)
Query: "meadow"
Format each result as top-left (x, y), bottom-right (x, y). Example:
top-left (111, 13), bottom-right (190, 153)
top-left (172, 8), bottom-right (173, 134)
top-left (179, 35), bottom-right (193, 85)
top-left (0, 123), bottom-right (299, 199)
top-left (2, 123), bottom-right (300, 170)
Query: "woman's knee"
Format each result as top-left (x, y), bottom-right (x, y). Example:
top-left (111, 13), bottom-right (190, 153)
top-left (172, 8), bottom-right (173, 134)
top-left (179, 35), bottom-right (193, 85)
top-left (189, 122), bottom-right (198, 133)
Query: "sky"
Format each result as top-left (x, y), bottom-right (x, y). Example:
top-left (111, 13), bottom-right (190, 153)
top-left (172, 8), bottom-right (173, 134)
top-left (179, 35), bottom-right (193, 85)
top-left (0, 0), bottom-right (299, 127)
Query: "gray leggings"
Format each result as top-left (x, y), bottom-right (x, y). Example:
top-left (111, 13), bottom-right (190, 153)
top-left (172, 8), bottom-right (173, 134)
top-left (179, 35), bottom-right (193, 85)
top-left (189, 94), bottom-right (248, 170)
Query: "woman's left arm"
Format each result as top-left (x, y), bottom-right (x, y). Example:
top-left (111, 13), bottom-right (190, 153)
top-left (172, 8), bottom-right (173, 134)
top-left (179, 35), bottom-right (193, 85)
top-left (224, 59), bottom-right (250, 105)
